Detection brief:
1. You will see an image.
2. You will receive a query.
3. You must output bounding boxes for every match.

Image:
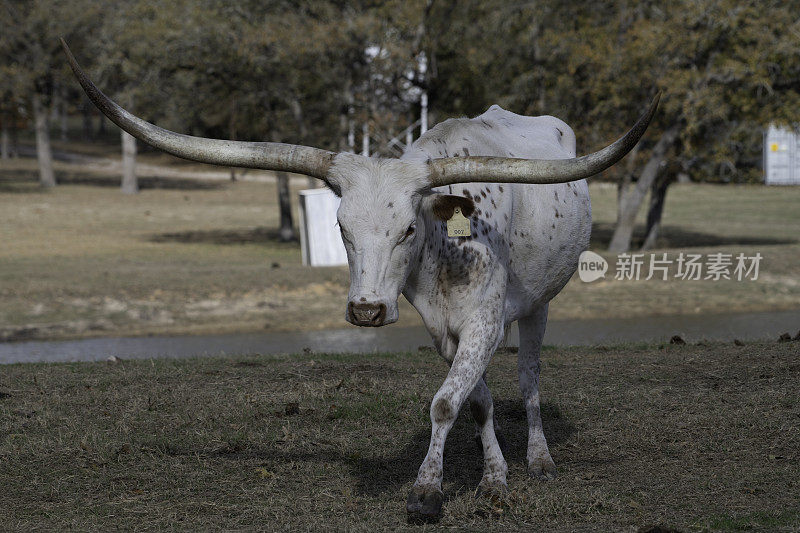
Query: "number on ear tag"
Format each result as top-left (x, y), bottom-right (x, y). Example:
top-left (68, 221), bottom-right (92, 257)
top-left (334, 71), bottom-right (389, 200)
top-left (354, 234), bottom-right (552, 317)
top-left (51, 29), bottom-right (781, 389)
top-left (446, 207), bottom-right (471, 238)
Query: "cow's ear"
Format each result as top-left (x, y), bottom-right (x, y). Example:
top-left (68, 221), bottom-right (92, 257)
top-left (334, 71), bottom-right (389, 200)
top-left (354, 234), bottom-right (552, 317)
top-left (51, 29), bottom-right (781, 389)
top-left (428, 194), bottom-right (475, 221)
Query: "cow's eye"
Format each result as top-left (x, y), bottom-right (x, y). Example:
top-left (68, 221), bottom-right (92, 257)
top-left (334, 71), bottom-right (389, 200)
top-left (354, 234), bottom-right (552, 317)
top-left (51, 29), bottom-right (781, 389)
top-left (399, 224), bottom-right (416, 244)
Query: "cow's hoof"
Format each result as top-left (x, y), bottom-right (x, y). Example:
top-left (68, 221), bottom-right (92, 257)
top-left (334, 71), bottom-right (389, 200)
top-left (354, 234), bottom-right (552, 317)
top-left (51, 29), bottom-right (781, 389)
top-left (528, 456), bottom-right (557, 480)
top-left (474, 480), bottom-right (508, 500)
top-left (406, 486), bottom-right (444, 524)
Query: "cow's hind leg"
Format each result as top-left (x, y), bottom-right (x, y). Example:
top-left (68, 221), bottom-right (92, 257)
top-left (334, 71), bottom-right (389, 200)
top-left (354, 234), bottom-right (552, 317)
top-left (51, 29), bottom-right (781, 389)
top-left (407, 319), bottom-right (505, 523)
top-left (470, 374), bottom-right (506, 452)
top-left (518, 304), bottom-right (557, 480)
top-left (469, 376), bottom-right (508, 496)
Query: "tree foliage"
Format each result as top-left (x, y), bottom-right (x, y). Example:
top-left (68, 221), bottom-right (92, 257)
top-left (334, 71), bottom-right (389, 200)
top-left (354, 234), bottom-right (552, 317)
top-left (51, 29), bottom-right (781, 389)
top-left (2, 0), bottom-right (798, 243)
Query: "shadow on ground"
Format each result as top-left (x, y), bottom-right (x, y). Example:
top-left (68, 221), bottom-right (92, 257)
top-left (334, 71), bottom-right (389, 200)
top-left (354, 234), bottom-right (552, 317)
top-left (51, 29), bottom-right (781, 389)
top-left (349, 399), bottom-right (574, 498)
top-left (0, 169), bottom-right (225, 192)
top-left (149, 226), bottom-right (299, 245)
top-left (209, 399), bottom-right (574, 498)
top-left (590, 221), bottom-right (797, 249)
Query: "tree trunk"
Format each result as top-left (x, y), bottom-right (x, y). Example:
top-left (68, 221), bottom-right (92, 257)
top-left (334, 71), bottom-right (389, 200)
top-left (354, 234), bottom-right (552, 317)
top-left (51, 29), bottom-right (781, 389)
top-left (32, 93), bottom-right (56, 188)
top-left (10, 118), bottom-right (19, 157)
top-left (289, 98), bottom-right (316, 189)
top-left (608, 124), bottom-right (680, 253)
top-left (58, 85), bottom-right (68, 142)
top-left (81, 101), bottom-right (94, 140)
top-left (641, 171), bottom-right (671, 250)
top-left (229, 97), bottom-right (237, 181)
top-left (1, 118), bottom-right (9, 160)
top-left (121, 130), bottom-right (138, 194)
top-left (616, 143), bottom-right (639, 226)
top-left (339, 79), bottom-right (352, 153)
top-left (276, 171), bottom-right (296, 241)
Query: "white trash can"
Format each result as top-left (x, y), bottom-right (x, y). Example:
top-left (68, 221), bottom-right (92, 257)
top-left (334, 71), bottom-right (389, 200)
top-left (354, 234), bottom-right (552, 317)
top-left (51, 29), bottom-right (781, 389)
top-left (298, 188), bottom-right (348, 266)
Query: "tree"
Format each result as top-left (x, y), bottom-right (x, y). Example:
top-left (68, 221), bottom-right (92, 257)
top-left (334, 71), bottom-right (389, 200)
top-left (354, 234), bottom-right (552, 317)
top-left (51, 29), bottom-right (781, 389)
top-left (0, 0), bottom-right (100, 187)
top-left (529, 0), bottom-right (800, 251)
top-left (120, 131), bottom-right (138, 194)
top-left (275, 172), bottom-right (296, 241)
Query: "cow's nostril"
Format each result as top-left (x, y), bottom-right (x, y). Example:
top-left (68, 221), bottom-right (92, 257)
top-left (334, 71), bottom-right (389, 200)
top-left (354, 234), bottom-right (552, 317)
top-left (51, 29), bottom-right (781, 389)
top-left (349, 301), bottom-right (387, 326)
top-left (371, 303), bottom-right (387, 326)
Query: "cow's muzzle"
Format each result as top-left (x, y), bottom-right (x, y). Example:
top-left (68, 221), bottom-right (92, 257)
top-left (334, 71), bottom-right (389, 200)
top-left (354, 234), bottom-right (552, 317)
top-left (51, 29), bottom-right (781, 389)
top-left (347, 301), bottom-right (387, 327)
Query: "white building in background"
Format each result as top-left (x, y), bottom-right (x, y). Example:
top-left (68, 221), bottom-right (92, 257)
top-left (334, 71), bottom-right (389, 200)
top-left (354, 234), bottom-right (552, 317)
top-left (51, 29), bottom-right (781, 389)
top-left (298, 188), bottom-right (347, 267)
top-left (764, 125), bottom-right (800, 185)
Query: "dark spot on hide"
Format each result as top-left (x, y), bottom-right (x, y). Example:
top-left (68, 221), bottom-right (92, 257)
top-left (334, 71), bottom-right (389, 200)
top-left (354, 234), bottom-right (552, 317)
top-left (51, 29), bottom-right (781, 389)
top-left (556, 127), bottom-right (563, 137)
top-left (498, 186), bottom-right (504, 192)
top-left (463, 147), bottom-right (470, 156)
top-left (430, 194), bottom-right (475, 221)
top-left (480, 190), bottom-right (486, 198)
top-left (473, 195), bottom-right (481, 203)
top-left (432, 398), bottom-right (454, 424)
top-left (387, 202), bottom-right (394, 208)
top-left (360, 297), bottom-right (367, 302)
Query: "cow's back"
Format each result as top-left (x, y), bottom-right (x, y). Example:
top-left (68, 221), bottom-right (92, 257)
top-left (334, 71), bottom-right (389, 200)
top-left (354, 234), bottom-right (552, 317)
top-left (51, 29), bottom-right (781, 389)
top-left (403, 105), bottom-right (591, 322)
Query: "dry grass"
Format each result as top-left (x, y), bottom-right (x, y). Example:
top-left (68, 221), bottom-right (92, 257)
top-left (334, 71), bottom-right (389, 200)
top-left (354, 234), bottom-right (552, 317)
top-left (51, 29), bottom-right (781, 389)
top-left (1, 340), bottom-right (798, 531)
top-left (1, 153), bottom-right (799, 341)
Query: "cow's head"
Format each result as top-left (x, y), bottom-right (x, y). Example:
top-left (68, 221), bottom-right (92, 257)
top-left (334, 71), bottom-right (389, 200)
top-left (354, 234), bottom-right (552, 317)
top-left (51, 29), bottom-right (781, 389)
top-left (327, 155), bottom-right (478, 326)
top-left (63, 39), bottom-right (659, 327)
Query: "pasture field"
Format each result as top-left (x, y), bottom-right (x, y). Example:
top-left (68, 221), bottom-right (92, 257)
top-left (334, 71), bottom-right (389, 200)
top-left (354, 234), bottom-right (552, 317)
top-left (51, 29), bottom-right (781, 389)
top-left (1, 149), bottom-right (800, 341)
top-left (1, 340), bottom-right (799, 531)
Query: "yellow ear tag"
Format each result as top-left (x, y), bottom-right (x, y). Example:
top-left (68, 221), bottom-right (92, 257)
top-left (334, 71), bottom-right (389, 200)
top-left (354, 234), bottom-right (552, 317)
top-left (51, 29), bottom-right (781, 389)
top-left (446, 207), bottom-right (471, 238)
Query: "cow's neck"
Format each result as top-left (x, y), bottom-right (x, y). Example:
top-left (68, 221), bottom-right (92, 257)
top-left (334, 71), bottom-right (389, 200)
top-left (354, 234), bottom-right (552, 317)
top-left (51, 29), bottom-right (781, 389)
top-left (402, 214), bottom-right (472, 344)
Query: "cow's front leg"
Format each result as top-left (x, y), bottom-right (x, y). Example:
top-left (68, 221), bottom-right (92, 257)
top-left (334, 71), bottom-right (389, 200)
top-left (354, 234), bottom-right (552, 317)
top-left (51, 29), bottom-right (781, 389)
top-left (406, 320), bottom-right (504, 523)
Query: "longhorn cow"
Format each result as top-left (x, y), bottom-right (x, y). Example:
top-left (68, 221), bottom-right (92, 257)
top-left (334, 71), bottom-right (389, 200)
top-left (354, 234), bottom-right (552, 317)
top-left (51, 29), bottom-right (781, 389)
top-left (63, 40), bottom-right (658, 523)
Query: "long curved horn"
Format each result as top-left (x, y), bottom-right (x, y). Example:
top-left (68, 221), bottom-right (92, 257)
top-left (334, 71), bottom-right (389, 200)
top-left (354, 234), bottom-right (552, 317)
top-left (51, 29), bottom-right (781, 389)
top-left (61, 39), bottom-right (335, 179)
top-left (427, 93), bottom-right (660, 187)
